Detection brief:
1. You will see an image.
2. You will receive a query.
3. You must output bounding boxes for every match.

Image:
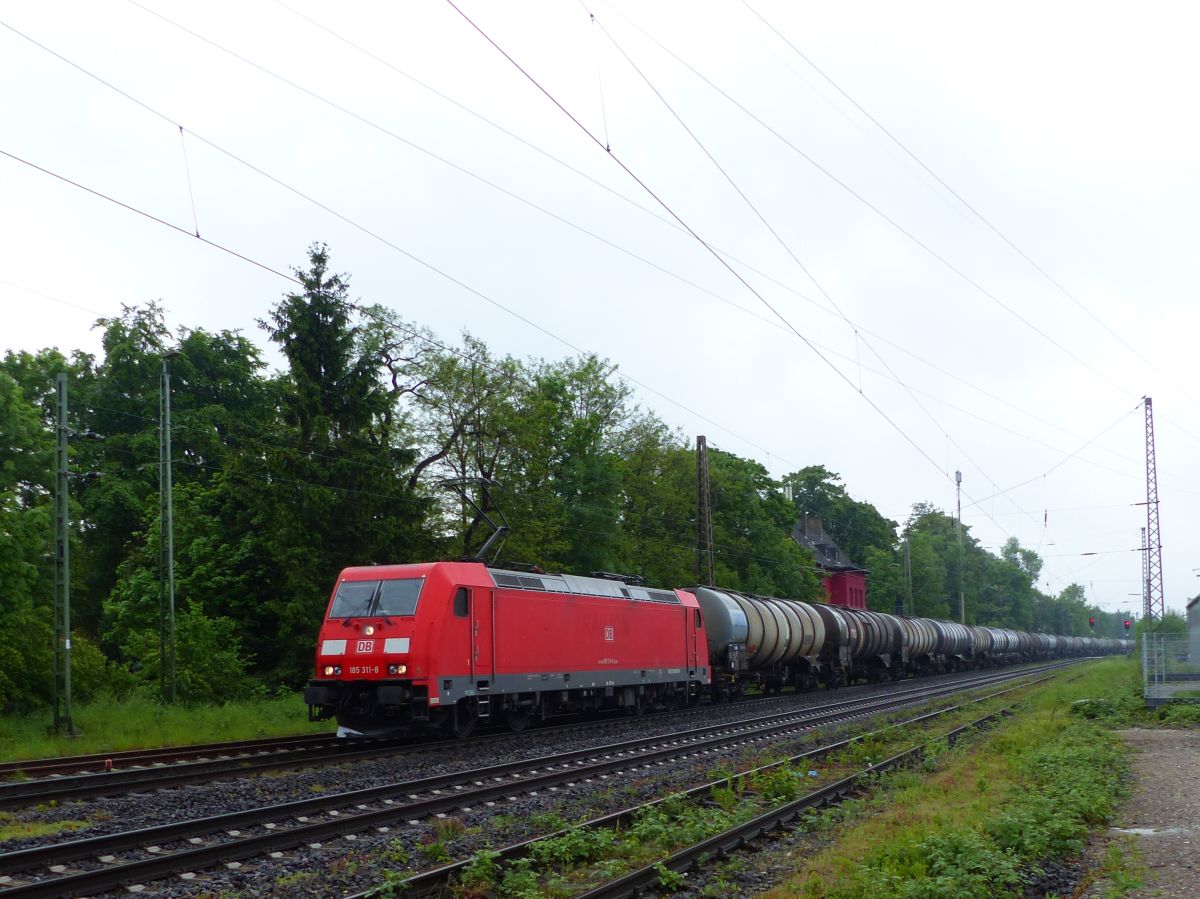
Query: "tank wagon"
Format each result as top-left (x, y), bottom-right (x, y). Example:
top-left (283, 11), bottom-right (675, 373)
top-left (692, 585), bottom-right (1127, 695)
top-left (304, 561), bottom-right (708, 737)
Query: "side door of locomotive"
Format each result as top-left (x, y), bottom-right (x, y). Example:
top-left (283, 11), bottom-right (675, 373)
top-left (687, 607), bottom-right (701, 672)
top-left (470, 588), bottom-right (496, 687)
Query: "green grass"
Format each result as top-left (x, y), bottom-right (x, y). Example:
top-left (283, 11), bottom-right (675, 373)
top-left (762, 657), bottom-right (1139, 899)
top-left (0, 811), bottom-right (92, 843)
top-left (0, 693), bottom-right (331, 763)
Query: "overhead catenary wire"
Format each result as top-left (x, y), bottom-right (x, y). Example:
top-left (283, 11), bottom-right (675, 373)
top-left (739, 0), bottom-right (1200, 418)
top-left (586, 1), bottom-right (1147, 410)
top-left (7, 12), bottom-right (1174, 495)
top-left (258, 0), bottom-right (1200, 453)
top-left (578, 4), bottom-right (1136, 566)
top-left (0, 151), bottom-right (844, 578)
top-left (441, 0), bottom-right (1109, 593)
top-left (4, 8), bottom-right (1176, 595)
top-left (443, 0), bottom-right (964, 494)
top-left (0, 14), bottom-right (808, 467)
top-left (0, 17), bottom-right (1132, 592)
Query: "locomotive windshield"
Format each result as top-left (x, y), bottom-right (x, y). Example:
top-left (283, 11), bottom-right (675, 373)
top-left (328, 577), bottom-right (424, 619)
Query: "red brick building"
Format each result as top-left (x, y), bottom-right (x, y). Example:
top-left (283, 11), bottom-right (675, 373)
top-left (791, 515), bottom-right (868, 610)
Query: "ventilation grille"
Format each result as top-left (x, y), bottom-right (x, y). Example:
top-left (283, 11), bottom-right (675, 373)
top-left (489, 569), bottom-right (680, 603)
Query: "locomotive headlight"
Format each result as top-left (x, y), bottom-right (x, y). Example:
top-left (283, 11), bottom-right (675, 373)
top-left (364, 625), bottom-right (376, 636)
top-left (388, 664), bottom-right (408, 676)
top-left (323, 665), bottom-right (335, 676)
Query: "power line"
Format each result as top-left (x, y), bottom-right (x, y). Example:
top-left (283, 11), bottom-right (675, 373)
top-left (740, 0), bottom-right (1200, 417)
top-left (443, 0), bottom-right (1114, 588)
top-left (1, 15), bottom-right (803, 468)
top-left (581, 4), bottom-right (1117, 562)
top-left (592, 1), bottom-right (1141, 407)
top-left (443, 0), bottom-right (965, 495)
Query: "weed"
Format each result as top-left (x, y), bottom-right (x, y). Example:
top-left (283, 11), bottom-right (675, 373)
top-left (710, 781), bottom-right (739, 813)
top-left (1158, 703), bottom-right (1200, 726)
top-left (418, 840), bottom-right (451, 863)
top-left (0, 693), bottom-right (329, 763)
top-left (653, 862), bottom-right (686, 891)
top-left (373, 867), bottom-right (418, 898)
top-left (433, 815), bottom-right (467, 841)
top-left (528, 810), bottom-right (568, 832)
top-left (498, 858), bottom-right (541, 898)
top-left (382, 840), bottom-right (410, 867)
top-left (750, 765), bottom-right (802, 803)
top-left (1098, 838), bottom-right (1143, 897)
top-left (272, 869), bottom-right (317, 889)
top-left (458, 848), bottom-right (501, 894)
top-left (531, 826), bottom-right (616, 868)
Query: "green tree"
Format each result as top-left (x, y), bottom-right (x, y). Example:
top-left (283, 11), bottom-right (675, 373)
top-left (863, 545), bottom-right (905, 615)
top-left (247, 245), bottom-right (432, 682)
top-left (706, 449), bottom-right (823, 599)
top-left (0, 370), bottom-right (56, 708)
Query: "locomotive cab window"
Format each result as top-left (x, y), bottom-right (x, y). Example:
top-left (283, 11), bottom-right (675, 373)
top-left (453, 587), bottom-right (470, 617)
top-left (328, 577), bottom-right (424, 619)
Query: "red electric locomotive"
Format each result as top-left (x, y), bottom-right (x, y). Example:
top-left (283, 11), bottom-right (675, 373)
top-left (304, 561), bottom-right (710, 737)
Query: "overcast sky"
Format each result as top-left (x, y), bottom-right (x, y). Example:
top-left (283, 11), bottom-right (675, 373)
top-left (3, 0), bottom-right (1197, 618)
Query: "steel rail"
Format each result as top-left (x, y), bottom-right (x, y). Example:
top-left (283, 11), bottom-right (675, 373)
top-left (0, 733), bottom-right (337, 779)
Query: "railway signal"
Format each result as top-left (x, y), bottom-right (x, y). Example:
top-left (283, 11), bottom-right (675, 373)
top-left (1124, 619), bottom-right (1132, 631)
top-left (1089, 617), bottom-right (1095, 630)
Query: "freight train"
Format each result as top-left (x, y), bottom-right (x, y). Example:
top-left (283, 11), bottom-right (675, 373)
top-left (303, 561), bottom-right (1129, 738)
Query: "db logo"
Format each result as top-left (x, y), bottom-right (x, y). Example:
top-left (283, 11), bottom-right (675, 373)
top-left (603, 626), bottom-right (614, 642)
top-left (355, 640), bottom-right (374, 653)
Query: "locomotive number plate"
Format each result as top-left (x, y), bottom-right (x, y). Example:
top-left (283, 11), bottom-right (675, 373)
top-left (348, 666), bottom-right (380, 675)
top-left (355, 640), bottom-right (374, 653)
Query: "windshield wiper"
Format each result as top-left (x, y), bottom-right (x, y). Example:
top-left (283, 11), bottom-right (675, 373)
top-left (342, 584), bottom-right (380, 626)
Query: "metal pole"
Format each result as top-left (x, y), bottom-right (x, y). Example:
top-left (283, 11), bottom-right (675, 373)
top-left (695, 436), bottom-right (715, 586)
top-left (1143, 397), bottom-right (1165, 620)
top-left (1141, 527), bottom-right (1149, 623)
top-left (53, 373), bottom-right (74, 736)
top-left (955, 470), bottom-right (964, 623)
top-left (901, 536), bottom-right (911, 617)
top-left (160, 355), bottom-right (177, 703)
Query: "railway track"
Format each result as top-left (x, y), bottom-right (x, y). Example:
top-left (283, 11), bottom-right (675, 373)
top-left (0, 733), bottom-right (337, 781)
top-left (0, 665), bottom-right (993, 810)
top-left (355, 671), bottom-right (1055, 899)
top-left (0, 662), bottom-right (1072, 898)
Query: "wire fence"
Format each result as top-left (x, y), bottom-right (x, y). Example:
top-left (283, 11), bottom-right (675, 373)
top-left (1142, 633), bottom-right (1200, 707)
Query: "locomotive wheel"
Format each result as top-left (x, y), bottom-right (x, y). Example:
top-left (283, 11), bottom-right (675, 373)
top-left (506, 709), bottom-right (530, 733)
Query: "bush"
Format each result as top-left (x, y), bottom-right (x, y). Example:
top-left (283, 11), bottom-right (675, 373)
top-left (0, 607), bottom-right (53, 710)
top-left (121, 601), bottom-right (253, 703)
top-left (69, 631), bottom-right (136, 702)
